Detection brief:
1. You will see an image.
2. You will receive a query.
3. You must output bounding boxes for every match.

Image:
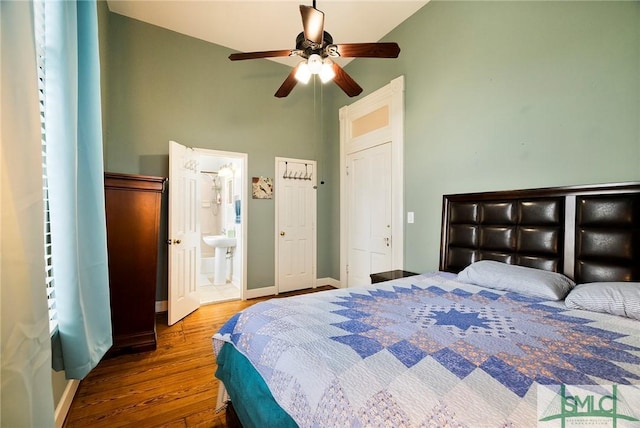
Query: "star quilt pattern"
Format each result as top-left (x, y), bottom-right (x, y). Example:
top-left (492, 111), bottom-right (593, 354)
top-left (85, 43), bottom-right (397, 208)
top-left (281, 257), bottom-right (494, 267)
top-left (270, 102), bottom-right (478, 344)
top-left (213, 272), bottom-right (640, 427)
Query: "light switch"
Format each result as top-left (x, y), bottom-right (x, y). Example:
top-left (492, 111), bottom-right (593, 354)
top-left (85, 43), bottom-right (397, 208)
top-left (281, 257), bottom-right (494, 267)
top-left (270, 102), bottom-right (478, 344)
top-left (407, 212), bottom-right (414, 224)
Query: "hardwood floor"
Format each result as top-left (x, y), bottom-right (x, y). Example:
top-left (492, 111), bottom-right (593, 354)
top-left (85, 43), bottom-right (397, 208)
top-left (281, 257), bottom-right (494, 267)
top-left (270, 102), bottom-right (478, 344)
top-left (64, 286), bottom-right (335, 428)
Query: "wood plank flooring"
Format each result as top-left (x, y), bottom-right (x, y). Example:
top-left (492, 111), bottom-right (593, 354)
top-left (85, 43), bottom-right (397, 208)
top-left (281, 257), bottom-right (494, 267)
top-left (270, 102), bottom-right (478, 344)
top-left (64, 286), bottom-right (334, 428)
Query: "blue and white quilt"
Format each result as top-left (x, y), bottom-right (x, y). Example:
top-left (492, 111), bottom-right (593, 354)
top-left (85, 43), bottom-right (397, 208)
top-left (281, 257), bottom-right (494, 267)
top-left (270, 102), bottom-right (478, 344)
top-left (213, 272), bottom-right (640, 427)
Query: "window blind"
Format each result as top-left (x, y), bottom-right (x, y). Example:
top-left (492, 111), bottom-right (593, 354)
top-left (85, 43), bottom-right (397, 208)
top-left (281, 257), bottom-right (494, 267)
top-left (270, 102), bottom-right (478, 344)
top-left (34, 0), bottom-right (58, 335)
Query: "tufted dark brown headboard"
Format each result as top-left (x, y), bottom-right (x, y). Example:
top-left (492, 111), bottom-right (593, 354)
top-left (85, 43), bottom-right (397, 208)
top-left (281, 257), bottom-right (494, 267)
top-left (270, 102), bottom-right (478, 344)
top-left (439, 182), bottom-right (640, 284)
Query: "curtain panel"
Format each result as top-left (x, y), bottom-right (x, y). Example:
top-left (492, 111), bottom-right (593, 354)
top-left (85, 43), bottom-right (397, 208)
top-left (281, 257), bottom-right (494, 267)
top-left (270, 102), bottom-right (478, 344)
top-left (0, 1), bottom-right (57, 426)
top-left (45, 0), bottom-right (113, 379)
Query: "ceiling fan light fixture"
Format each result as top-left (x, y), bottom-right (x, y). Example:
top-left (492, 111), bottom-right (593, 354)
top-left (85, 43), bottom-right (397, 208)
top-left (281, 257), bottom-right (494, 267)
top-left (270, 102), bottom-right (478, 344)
top-left (295, 61), bottom-right (312, 84)
top-left (307, 53), bottom-right (323, 74)
top-left (319, 58), bottom-right (335, 83)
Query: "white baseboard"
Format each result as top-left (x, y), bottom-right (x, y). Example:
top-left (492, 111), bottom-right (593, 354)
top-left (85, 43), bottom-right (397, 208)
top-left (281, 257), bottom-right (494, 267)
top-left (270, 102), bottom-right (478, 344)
top-left (317, 277), bottom-right (342, 289)
top-left (55, 379), bottom-right (79, 428)
top-left (244, 278), bottom-right (341, 299)
top-left (156, 277), bottom-right (342, 310)
top-left (243, 285), bottom-right (277, 299)
top-left (155, 300), bottom-right (168, 313)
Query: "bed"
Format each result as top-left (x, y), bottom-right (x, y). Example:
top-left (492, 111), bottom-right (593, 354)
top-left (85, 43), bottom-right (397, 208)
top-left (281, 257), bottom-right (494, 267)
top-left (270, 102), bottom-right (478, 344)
top-left (213, 182), bottom-right (640, 427)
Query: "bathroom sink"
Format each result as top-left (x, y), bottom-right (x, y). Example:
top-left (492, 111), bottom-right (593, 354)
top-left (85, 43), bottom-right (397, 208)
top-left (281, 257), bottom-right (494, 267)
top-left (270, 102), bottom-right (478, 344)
top-left (203, 235), bottom-right (237, 248)
top-left (203, 235), bottom-right (237, 285)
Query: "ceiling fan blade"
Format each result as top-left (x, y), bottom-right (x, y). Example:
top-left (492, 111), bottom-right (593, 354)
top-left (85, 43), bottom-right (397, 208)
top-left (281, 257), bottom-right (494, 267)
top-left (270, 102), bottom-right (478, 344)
top-left (333, 43), bottom-right (401, 58)
top-left (300, 5), bottom-right (324, 45)
top-left (229, 49), bottom-right (293, 61)
top-left (274, 66), bottom-right (299, 98)
top-left (331, 63), bottom-right (363, 97)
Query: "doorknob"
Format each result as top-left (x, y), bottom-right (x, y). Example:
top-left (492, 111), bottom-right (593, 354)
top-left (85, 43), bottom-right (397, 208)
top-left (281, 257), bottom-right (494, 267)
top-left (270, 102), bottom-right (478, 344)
top-left (167, 239), bottom-right (182, 245)
top-left (280, 231), bottom-right (285, 236)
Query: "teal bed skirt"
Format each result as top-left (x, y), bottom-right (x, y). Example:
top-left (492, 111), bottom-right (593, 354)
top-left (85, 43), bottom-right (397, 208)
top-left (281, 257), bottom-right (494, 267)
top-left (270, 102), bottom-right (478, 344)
top-left (215, 342), bottom-right (297, 428)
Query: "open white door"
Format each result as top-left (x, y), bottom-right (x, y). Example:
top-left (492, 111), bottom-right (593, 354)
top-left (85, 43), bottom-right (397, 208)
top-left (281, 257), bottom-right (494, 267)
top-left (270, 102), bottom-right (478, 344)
top-left (275, 158), bottom-right (316, 293)
top-left (168, 140), bottom-right (200, 325)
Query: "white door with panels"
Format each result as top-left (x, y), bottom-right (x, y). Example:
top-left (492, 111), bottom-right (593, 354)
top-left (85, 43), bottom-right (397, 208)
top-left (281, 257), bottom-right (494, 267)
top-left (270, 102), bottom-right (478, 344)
top-left (346, 143), bottom-right (393, 286)
top-left (275, 158), bottom-right (317, 293)
top-left (168, 140), bottom-right (200, 325)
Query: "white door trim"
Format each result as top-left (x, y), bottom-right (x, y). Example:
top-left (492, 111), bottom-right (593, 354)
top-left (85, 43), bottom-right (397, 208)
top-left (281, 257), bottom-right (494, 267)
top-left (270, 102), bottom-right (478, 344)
top-left (339, 76), bottom-right (405, 287)
top-left (194, 147), bottom-right (248, 301)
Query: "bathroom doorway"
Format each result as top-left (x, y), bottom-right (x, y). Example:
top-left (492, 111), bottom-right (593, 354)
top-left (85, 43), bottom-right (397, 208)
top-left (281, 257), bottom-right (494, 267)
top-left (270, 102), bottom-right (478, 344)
top-left (195, 148), bottom-right (247, 304)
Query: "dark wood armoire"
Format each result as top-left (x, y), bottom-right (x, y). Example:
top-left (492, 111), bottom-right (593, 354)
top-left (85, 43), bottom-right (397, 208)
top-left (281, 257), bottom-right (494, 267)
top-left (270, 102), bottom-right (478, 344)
top-left (104, 172), bottom-right (166, 355)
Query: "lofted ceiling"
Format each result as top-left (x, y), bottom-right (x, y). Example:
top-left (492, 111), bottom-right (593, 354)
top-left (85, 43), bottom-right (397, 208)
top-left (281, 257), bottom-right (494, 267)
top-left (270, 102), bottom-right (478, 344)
top-left (106, 1), bottom-right (429, 67)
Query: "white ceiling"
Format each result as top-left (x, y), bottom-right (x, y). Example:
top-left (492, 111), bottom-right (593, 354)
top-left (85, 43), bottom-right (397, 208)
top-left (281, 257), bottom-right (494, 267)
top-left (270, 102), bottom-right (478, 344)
top-left (106, 1), bottom-right (429, 67)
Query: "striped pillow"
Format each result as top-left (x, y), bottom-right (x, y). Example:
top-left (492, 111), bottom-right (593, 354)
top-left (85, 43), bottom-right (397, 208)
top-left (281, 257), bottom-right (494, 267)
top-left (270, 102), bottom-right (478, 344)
top-left (565, 282), bottom-right (640, 320)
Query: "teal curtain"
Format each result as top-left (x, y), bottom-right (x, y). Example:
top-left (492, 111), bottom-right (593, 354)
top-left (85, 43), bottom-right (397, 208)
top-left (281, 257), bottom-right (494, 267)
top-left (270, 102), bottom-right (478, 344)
top-left (46, 0), bottom-right (113, 379)
top-left (1, 2), bottom-right (56, 426)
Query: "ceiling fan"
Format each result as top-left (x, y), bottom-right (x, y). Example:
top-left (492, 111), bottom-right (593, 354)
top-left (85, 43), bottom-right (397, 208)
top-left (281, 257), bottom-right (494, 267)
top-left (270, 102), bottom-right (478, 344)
top-left (228, 1), bottom-right (401, 98)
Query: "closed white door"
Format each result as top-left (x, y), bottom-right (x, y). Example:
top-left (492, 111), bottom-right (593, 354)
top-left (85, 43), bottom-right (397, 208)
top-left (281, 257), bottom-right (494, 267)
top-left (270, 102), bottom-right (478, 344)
top-left (346, 143), bottom-right (392, 286)
top-left (275, 158), bottom-right (316, 293)
top-left (168, 140), bottom-right (200, 325)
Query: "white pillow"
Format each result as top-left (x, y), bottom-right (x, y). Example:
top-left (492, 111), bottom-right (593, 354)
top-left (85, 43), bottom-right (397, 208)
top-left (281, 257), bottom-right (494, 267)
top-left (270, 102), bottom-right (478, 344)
top-left (565, 282), bottom-right (640, 320)
top-left (456, 260), bottom-right (574, 300)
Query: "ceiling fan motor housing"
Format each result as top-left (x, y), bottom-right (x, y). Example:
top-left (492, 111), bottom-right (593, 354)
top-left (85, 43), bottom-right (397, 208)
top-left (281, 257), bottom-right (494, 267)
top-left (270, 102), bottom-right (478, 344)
top-left (295, 31), bottom-right (334, 58)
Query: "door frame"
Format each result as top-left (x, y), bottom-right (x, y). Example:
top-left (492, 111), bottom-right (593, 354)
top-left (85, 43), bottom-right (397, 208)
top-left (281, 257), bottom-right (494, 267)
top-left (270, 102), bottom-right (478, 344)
top-left (339, 76), bottom-right (405, 287)
top-left (194, 148), bottom-right (248, 300)
top-left (168, 143), bottom-right (248, 325)
top-left (274, 156), bottom-right (317, 293)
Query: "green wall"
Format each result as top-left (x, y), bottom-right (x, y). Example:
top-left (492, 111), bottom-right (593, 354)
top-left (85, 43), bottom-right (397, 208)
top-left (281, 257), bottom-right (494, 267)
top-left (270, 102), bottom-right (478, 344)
top-left (105, 12), bottom-right (335, 294)
top-left (334, 0), bottom-right (640, 273)
top-left (103, 1), bottom-right (640, 296)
